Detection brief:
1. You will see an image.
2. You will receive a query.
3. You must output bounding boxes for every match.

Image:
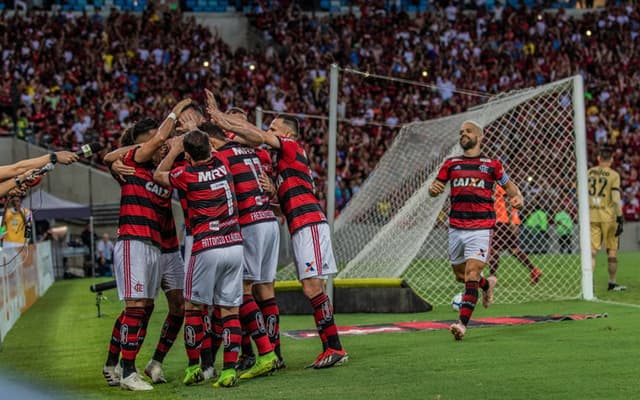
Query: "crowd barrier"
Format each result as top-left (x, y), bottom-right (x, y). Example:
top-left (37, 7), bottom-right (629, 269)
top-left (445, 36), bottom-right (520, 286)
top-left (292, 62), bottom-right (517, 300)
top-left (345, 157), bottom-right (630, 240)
top-left (0, 242), bottom-right (54, 343)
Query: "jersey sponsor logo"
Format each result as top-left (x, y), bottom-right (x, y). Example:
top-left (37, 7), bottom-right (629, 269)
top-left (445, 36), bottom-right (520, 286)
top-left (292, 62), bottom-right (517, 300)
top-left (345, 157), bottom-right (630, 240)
top-left (145, 182), bottom-right (171, 198)
top-left (197, 165), bottom-right (228, 182)
top-left (171, 169), bottom-right (184, 178)
top-left (452, 177), bottom-right (486, 188)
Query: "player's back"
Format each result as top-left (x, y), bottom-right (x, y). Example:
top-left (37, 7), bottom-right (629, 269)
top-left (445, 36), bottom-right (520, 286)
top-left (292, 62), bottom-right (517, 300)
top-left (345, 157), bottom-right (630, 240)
top-left (216, 142), bottom-right (275, 226)
top-left (176, 155), bottom-right (242, 255)
top-left (274, 136), bottom-right (326, 234)
top-left (588, 166), bottom-right (620, 222)
top-left (117, 148), bottom-right (171, 249)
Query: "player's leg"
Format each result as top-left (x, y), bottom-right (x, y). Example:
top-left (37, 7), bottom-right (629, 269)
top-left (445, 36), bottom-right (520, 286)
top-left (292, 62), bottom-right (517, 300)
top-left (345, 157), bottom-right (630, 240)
top-left (590, 222), bottom-right (602, 272)
top-left (199, 305), bottom-right (217, 381)
top-left (295, 223), bottom-right (347, 369)
top-left (117, 241), bottom-right (159, 391)
top-left (145, 251), bottom-right (185, 383)
top-left (449, 230), bottom-right (495, 340)
top-left (213, 245), bottom-right (245, 388)
top-left (183, 300), bottom-right (205, 385)
top-left (253, 282), bottom-right (282, 366)
top-left (253, 220), bottom-right (283, 366)
top-left (238, 223), bottom-right (277, 377)
top-left (488, 223), bottom-right (506, 277)
top-left (181, 251), bottom-right (215, 386)
top-left (604, 222), bottom-right (625, 291)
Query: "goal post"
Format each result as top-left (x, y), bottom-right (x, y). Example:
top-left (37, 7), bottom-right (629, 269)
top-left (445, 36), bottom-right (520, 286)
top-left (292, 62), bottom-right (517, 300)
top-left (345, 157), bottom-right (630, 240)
top-left (323, 75), bottom-right (591, 306)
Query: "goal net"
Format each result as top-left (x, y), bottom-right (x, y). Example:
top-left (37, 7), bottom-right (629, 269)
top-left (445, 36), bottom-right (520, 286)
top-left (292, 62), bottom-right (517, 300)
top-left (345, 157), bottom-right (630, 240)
top-left (328, 76), bottom-right (587, 305)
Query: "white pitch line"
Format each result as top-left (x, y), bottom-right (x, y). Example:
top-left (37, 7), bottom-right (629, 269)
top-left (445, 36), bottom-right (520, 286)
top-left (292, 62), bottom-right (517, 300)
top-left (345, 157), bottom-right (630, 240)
top-left (591, 298), bottom-right (640, 309)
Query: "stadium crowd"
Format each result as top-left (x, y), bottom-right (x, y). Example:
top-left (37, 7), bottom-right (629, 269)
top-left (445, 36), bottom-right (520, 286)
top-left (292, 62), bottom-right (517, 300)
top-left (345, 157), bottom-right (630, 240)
top-left (1, 2), bottom-right (640, 219)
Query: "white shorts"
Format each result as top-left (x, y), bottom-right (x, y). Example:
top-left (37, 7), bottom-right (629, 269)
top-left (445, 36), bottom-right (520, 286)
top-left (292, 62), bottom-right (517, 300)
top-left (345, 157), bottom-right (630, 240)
top-left (114, 240), bottom-right (161, 301)
top-left (185, 245), bottom-right (244, 307)
top-left (183, 235), bottom-right (193, 272)
top-left (292, 223), bottom-right (337, 280)
top-left (448, 228), bottom-right (493, 265)
top-left (160, 251), bottom-right (184, 292)
top-left (241, 220), bottom-right (280, 283)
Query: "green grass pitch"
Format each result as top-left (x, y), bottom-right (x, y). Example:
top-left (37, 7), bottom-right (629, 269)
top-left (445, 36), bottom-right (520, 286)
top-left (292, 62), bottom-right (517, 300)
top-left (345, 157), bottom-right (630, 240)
top-left (0, 252), bottom-right (638, 399)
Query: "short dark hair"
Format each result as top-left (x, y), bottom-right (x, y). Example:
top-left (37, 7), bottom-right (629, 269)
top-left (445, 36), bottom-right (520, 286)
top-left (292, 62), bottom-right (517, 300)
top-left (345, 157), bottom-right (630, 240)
top-left (279, 115), bottom-right (299, 137)
top-left (120, 127), bottom-right (135, 146)
top-left (198, 121), bottom-right (227, 141)
top-left (183, 130), bottom-right (211, 162)
top-left (226, 107), bottom-right (247, 117)
top-left (132, 118), bottom-right (159, 143)
top-left (599, 146), bottom-right (613, 161)
top-left (182, 102), bottom-right (205, 117)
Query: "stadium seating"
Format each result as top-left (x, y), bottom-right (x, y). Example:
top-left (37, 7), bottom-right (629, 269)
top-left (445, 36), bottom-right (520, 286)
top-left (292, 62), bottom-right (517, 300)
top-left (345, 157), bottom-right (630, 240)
top-left (1, 3), bottom-right (639, 219)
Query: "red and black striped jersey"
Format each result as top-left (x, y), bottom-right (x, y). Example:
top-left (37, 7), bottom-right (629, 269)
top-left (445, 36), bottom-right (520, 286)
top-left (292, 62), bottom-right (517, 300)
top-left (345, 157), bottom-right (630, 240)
top-left (173, 155), bottom-right (191, 236)
top-left (169, 154), bottom-right (242, 255)
top-left (117, 148), bottom-right (172, 249)
top-left (274, 136), bottom-right (326, 234)
top-left (256, 147), bottom-right (273, 177)
top-left (160, 210), bottom-right (179, 254)
top-left (216, 142), bottom-right (276, 227)
top-left (436, 155), bottom-right (509, 230)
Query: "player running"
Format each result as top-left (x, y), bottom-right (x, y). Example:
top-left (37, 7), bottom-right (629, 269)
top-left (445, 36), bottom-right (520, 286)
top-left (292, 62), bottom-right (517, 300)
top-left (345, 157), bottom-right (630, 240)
top-left (429, 120), bottom-right (524, 341)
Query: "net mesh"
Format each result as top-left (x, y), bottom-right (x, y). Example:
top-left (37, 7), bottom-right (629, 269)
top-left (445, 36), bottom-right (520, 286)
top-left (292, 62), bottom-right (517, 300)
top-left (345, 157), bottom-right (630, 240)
top-left (321, 77), bottom-right (583, 305)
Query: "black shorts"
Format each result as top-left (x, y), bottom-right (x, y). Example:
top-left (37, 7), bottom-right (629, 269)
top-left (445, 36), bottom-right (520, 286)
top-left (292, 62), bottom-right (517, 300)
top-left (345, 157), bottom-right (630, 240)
top-left (493, 223), bottom-right (520, 253)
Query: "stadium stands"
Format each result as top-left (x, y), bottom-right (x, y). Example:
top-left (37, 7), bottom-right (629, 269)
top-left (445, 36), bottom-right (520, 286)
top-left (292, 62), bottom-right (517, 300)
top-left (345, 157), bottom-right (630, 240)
top-left (1, 2), bottom-right (639, 219)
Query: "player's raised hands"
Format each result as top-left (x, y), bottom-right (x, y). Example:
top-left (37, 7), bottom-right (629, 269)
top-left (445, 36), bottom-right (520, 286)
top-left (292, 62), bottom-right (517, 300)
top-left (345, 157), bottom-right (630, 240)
top-left (172, 98), bottom-right (192, 118)
top-left (167, 135), bottom-right (184, 154)
top-left (178, 110), bottom-right (200, 133)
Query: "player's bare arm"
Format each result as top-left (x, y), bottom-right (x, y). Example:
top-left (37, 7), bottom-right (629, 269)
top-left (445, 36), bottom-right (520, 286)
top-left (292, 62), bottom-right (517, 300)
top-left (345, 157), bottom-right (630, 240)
top-left (204, 88), bottom-right (264, 147)
top-left (135, 98), bottom-right (191, 164)
top-left (103, 145), bottom-right (137, 166)
top-left (502, 180), bottom-right (524, 210)
top-left (153, 136), bottom-right (184, 187)
top-left (429, 179), bottom-right (446, 197)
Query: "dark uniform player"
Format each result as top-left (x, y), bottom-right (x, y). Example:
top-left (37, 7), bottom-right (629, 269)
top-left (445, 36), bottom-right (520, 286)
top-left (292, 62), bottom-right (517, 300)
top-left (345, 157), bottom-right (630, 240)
top-left (429, 120), bottom-right (524, 341)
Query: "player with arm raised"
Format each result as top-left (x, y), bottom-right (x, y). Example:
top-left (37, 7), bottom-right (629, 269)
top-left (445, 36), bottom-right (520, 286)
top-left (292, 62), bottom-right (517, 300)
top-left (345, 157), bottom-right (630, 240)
top-left (588, 146), bottom-right (625, 291)
top-left (429, 120), bottom-right (524, 341)
top-left (101, 99), bottom-right (191, 391)
top-left (154, 130), bottom-right (244, 389)
top-left (211, 106), bottom-right (348, 369)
